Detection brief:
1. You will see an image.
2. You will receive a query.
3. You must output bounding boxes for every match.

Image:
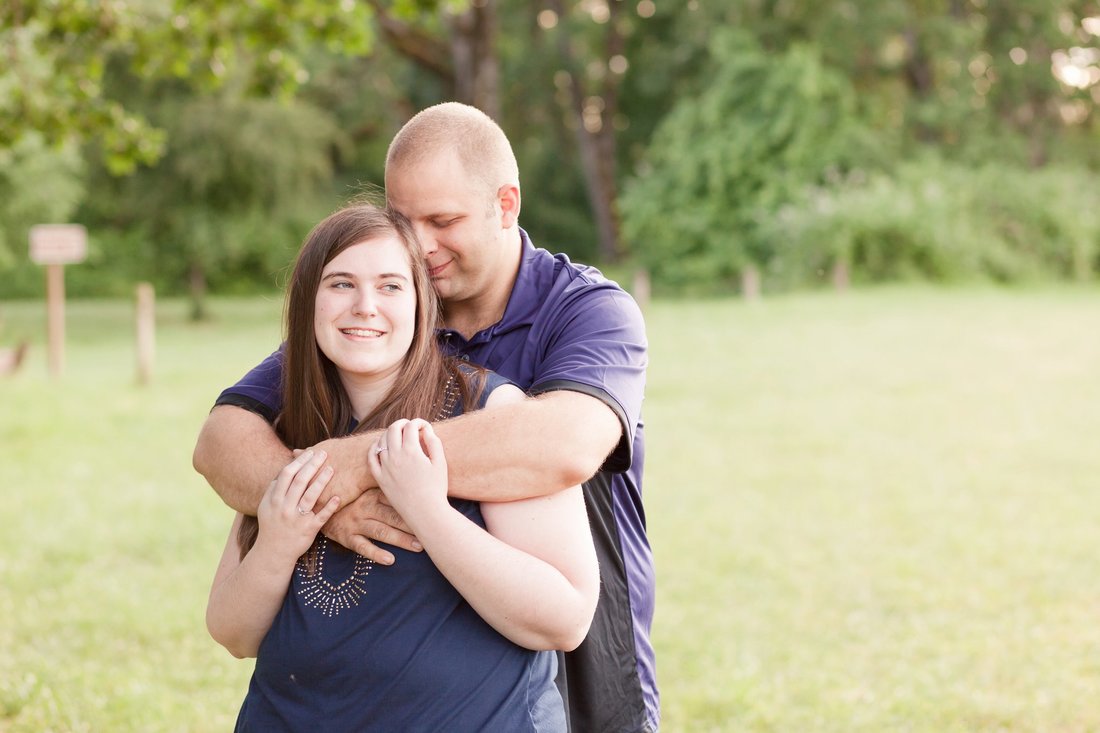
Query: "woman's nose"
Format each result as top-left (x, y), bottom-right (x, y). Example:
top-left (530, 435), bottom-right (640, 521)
top-left (352, 290), bottom-right (377, 317)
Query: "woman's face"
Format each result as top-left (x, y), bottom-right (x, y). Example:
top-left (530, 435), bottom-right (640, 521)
top-left (313, 235), bottom-right (417, 390)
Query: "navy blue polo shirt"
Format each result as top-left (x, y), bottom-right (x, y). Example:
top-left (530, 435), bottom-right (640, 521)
top-left (215, 229), bottom-right (658, 733)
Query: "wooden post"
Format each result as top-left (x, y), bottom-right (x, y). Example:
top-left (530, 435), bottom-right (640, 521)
top-left (46, 263), bottom-right (65, 378)
top-left (632, 268), bottom-right (651, 311)
top-left (136, 282), bottom-right (155, 385)
top-left (831, 260), bottom-right (850, 292)
top-left (29, 224), bottom-right (87, 379)
top-left (741, 265), bottom-right (761, 301)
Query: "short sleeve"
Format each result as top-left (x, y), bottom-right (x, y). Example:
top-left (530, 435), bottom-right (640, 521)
top-left (528, 284), bottom-right (647, 473)
top-left (479, 370), bottom-right (517, 409)
top-left (213, 347), bottom-right (285, 423)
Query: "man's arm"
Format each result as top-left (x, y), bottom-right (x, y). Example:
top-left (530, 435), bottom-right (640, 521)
top-left (435, 389), bottom-right (622, 502)
top-left (193, 404), bottom-right (420, 564)
top-left (436, 276), bottom-right (645, 502)
top-left (193, 406), bottom-right (294, 514)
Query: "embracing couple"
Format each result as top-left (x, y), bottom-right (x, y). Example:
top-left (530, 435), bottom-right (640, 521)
top-left (194, 102), bottom-right (658, 733)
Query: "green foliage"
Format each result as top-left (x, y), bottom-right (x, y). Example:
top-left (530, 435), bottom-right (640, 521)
top-left (621, 30), bottom-right (864, 290)
top-left (5, 0), bottom-right (1100, 296)
top-left (139, 0), bottom-right (378, 96)
top-left (766, 157), bottom-right (1100, 287)
top-left (0, 2), bottom-right (166, 174)
top-left (0, 135), bottom-right (85, 270)
top-left (0, 0), bottom-right (386, 174)
top-left (71, 95), bottom-right (345, 304)
top-left (619, 1), bottom-right (1100, 292)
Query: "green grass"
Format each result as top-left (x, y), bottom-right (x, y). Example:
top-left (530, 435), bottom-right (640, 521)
top-left (3, 286), bottom-right (1100, 731)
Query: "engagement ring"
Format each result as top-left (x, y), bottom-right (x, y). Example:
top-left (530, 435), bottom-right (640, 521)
top-left (297, 506), bottom-right (309, 516)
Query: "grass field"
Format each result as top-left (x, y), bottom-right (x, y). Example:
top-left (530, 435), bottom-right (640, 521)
top-left (2, 286), bottom-right (1100, 732)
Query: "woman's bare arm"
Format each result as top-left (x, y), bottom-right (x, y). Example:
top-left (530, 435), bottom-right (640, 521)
top-left (371, 387), bottom-right (600, 650)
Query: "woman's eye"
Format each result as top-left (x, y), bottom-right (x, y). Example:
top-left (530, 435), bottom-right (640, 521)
top-left (381, 283), bottom-right (402, 292)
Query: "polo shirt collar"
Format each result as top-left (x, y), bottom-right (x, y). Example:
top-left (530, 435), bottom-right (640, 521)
top-left (437, 227), bottom-right (544, 346)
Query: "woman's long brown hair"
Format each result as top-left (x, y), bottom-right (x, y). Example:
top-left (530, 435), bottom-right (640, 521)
top-left (237, 204), bottom-right (481, 558)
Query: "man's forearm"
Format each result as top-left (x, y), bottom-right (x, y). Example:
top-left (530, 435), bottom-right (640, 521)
top-left (436, 391), bottom-right (621, 503)
top-left (193, 406), bottom-right (293, 514)
top-left (194, 405), bottom-right (383, 514)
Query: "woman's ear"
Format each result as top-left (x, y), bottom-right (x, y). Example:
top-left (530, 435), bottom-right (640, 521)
top-left (497, 184), bottom-right (521, 229)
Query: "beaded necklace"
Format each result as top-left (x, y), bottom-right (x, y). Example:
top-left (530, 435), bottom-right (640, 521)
top-left (295, 374), bottom-right (461, 617)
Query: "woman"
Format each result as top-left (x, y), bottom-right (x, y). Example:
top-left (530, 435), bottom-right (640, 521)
top-left (206, 204), bottom-right (599, 732)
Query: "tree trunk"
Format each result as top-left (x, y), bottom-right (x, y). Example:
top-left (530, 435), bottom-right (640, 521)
top-left (449, 0), bottom-right (500, 118)
top-left (903, 27), bottom-right (937, 143)
top-left (902, 29), bottom-right (934, 96)
top-left (547, 0), bottom-right (624, 263)
top-left (567, 84), bottom-right (621, 262)
top-left (366, 0), bottom-right (501, 118)
top-left (189, 262), bottom-right (208, 321)
top-left (1073, 241), bottom-right (1091, 282)
top-left (365, 0), bottom-right (452, 83)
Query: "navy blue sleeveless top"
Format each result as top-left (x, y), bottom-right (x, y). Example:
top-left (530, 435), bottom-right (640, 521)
top-left (234, 371), bottom-right (565, 732)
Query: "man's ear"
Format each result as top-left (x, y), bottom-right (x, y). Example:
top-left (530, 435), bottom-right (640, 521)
top-left (497, 184), bottom-right (521, 228)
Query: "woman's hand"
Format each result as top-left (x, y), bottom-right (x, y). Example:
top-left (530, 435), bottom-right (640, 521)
top-left (256, 449), bottom-right (341, 563)
top-left (368, 419), bottom-right (449, 519)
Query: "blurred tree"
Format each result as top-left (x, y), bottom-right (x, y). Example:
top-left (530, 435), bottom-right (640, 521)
top-left (81, 94), bottom-right (344, 318)
top-left (659, 0), bottom-right (1099, 164)
top-left (533, 0), bottom-right (629, 262)
top-left (0, 135), bottom-right (85, 270)
top-left (617, 0), bottom-right (1099, 290)
top-left (1, 0), bottom-right (378, 173)
top-left (765, 157), bottom-right (1100, 286)
top-left (621, 29), bottom-right (861, 291)
top-left (365, 0), bottom-right (500, 117)
top-left (6, 0), bottom-right (1099, 298)
top-left (0, 1), bottom-right (165, 174)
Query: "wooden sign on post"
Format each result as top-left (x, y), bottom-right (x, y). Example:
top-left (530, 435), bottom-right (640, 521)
top-left (135, 282), bottom-right (155, 385)
top-left (29, 224), bottom-right (88, 378)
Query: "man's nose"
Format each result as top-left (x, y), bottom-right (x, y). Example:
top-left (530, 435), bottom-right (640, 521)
top-left (415, 223), bottom-right (438, 257)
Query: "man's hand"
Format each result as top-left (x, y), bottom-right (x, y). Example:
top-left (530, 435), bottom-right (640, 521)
top-left (304, 432), bottom-right (423, 565)
top-left (322, 487), bottom-right (422, 566)
top-left (310, 433), bottom-right (379, 507)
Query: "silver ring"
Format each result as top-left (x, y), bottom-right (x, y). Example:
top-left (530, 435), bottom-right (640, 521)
top-left (374, 444), bottom-right (388, 455)
top-left (296, 506), bottom-right (309, 516)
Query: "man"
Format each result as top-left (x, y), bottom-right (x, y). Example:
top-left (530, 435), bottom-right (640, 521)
top-left (193, 102), bottom-right (657, 732)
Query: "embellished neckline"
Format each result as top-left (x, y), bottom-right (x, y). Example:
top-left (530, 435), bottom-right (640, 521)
top-left (296, 536), bottom-right (374, 617)
top-left (295, 373), bottom-right (460, 618)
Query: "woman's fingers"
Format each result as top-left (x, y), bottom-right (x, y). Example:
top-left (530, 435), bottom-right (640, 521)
top-left (367, 442), bottom-right (383, 480)
top-left (400, 419), bottom-right (431, 456)
top-left (374, 418), bottom-right (438, 468)
top-left (276, 449), bottom-right (315, 493)
top-left (419, 422), bottom-right (445, 463)
top-left (311, 495), bottom-right (341, 525)
top-left (276, 448), bottom-right (327, 505)
top-left (297, 464), bottom-right (334, 514)
top-left (383, 419), bottom-right (410, 453)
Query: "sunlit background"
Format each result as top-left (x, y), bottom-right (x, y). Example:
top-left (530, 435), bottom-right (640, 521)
top-left (2, 0), bottom-right (1099, 307)
top-left (3, 2), bottom-right (1100, 731)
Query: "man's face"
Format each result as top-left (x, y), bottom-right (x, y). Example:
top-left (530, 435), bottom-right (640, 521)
top-left (385, 151), bottom-right (505, 307)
